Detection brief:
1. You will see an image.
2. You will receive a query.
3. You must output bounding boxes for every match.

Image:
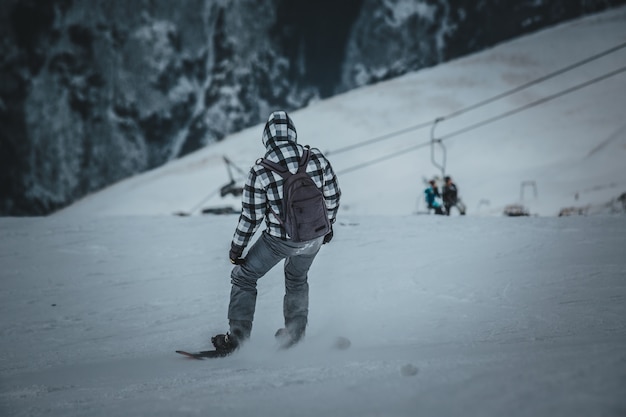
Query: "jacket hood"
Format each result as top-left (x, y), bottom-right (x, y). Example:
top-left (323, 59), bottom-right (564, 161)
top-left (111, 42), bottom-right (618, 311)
top-left (260, 111), bottom-right (302, 173)
top-left (262, 110), bottom-right (297, 147)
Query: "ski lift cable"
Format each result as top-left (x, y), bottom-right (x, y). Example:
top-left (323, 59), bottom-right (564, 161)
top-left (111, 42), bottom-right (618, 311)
top-left (441, 40), bottom-right (626, 121)
top-left (439, 64), bottom-right (626, 141)
top-left (337, 141), bottom-right (431, 175)
top-left (327, 120), bottom-right (433, 156)
top-left (338, 64), bottom-right (626, 175)
top-left (327, 41), bottom-right (626, 157)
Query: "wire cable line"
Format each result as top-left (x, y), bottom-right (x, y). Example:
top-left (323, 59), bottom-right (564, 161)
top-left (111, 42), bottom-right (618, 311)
top-left (441, 41), bottom-right (626, 121)
top-left (327, 120), bottom-right (433, 156)
top-left (328, 41), bottom-right (626, 158)
top-left (337, 64), bottom-right (626, 175)
top-left (439, 65), bottom-right (626, 141)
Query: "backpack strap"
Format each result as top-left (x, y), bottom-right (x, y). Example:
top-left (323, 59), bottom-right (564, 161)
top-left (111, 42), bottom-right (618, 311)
top-left (297, 146), bottom-right (311, 174)
top-left (258, 158), bottom-right (288, 178)
top-left (259, 145), bottom-right (311, 178)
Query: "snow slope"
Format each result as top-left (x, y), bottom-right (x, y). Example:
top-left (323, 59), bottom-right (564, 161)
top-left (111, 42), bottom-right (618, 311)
top-left (2, 7), bottom-right (626, 417)
top-left (1, 215), bottom-right (625, 417)
top-left (54, 6), bottom-right (626, 219)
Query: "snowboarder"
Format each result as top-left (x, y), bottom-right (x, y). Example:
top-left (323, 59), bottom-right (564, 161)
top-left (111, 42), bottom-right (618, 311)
top-left (211, 110), bottom-right (341, 355)
top-left (442, 176), bottom-right (466, 216)
top-left (424, 179), bottom-right (444, 215)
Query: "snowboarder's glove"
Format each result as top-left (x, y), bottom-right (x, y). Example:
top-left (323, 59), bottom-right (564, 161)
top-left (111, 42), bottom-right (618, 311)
top-left (230, 257), bottom-right (245, 265)
top-left (323, 227), bottom-right (334, 245)
top-left (229, 244), bottom-right (245, 265)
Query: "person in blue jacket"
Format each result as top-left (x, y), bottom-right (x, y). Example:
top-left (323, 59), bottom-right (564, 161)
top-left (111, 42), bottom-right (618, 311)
top-left (424, 179), bottom-right (444, 215)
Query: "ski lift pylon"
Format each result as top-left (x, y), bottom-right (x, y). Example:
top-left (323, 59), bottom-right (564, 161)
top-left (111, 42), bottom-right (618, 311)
top-left (430, 117), bottom-right (447, 179)
top-left (219, 156), bottom-right (246, 197)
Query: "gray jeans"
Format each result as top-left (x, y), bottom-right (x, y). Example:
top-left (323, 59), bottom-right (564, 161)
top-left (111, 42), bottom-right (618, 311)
top-left (228, 232), bottom-right (324, 340)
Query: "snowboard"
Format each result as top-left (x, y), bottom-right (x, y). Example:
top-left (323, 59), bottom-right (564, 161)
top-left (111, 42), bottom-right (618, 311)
top-left (175, 349), bottom-right (231, 359)
top-left (176, 336), bottom-right (350, 359)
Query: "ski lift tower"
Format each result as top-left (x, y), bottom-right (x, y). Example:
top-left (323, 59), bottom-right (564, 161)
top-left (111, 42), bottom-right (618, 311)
top-left (219, 156), bottom-right (246, 197)
top-left (520, 180), bottom-right (538, 201)
top-left (430, 117), bottom-right (447, 180)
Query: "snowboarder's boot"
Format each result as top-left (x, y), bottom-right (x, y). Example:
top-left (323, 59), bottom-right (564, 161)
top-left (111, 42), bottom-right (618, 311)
top-left (274, 327), bottom-right (305, 349)
top-left (211, 332), bottom-right (239, 355)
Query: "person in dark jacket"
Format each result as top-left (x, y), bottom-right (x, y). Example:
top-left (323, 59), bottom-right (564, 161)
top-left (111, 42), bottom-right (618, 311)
top-left (211, 110), bottom-right (341, 354)
top-left (442, 176), bottom-right (466, 216)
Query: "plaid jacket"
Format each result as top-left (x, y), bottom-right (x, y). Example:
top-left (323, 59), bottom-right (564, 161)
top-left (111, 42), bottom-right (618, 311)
top-left (232, 111), bottom-right (341, 251)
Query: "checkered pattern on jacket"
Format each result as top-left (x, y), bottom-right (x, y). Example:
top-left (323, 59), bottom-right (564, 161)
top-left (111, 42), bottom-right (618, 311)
top-left (232, 112), bottom-right (341, 250)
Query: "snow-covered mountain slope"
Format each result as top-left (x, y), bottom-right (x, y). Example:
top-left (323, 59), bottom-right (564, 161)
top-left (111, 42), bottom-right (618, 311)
top-left (4, 0), bottom-right (624, 216)
top-left (55, 7), bottom-right (626, 219)
top-left (1, 215), bottom-right (625, 416)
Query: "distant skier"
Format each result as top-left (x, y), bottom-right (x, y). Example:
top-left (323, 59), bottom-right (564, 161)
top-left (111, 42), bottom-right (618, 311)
top-left (211, 110), bottom-right (341, 355)
top-left (442, 176), bottom-right (466, 216)
top-left (424, 179), bottom-right (444, 215)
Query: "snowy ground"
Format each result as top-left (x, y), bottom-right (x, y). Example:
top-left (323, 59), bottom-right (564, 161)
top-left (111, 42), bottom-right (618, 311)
top-left (2, 7), bottom-right (626, 417)
top-left (1, 215), bottom-right (625, 416)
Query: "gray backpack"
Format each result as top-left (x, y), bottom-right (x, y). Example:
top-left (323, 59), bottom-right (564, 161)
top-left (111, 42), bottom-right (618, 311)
top-left (260, 146), bottom-right (330, 242)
